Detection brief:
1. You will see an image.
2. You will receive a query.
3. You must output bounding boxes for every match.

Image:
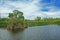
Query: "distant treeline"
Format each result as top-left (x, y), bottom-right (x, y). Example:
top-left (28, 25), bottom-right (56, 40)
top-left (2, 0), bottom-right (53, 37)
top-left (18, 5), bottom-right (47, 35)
top-left (0, 10), bottom-right (60, 28)
top-left (0, 17), bottom-right (60, 27)
top-left (25, 17), bottom-right (60, 27)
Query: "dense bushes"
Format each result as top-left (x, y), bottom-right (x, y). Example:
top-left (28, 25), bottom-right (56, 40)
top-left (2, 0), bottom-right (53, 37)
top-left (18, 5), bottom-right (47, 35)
top-left (0, 17), bottom-right (60, 27)
top-left (26, 21), bottom-right (49, 26)
top-left (53, 21), bottom-right (60, 25)
top-left (0, 21), bottom-right (9, 28)
top-left (0, 18), bottom-right (9, 28)
top-left (25, 18), bottom-right (60, 27)
top-left (0, 10), bottom-right (60, 28)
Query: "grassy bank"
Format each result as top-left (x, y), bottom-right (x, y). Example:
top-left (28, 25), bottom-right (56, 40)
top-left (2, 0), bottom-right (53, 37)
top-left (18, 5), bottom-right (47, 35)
top-left (0, 18), bottom-right (9, 28)
top-left (25, 18), bottom-right (60, 27)
top-left (0, 18), bottom-right (60, 27)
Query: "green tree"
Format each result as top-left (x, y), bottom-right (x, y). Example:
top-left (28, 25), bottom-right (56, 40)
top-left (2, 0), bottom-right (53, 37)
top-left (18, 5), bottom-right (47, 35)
top-left (8, 10), bottom-right (25, 29)
top-left (8, 13), bottom-right (14, 18)
top-left (35, 16), bottom-right (41, 21)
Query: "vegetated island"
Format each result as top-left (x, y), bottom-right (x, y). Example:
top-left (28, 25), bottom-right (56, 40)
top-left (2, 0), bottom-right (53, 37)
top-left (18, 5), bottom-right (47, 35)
top-left (0, 10), bottom-right (28, 31)
top-left (0, 10), bottom-right (60, 31)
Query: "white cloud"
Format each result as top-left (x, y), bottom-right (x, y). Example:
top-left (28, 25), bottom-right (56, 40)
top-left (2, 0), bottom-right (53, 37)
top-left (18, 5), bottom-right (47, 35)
top-left (0, 0), bottom-right (60, 19)
top-left (0, 6), bottom-right (12, 18)
top-left (4, 0), bottom-right (40, 19)
top-left (0, 7), bottom-right (12, 13)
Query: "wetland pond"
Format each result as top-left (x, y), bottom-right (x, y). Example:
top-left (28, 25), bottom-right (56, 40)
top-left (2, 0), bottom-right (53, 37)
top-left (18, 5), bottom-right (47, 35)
top-left (0, 25), bottom-right (60, 40)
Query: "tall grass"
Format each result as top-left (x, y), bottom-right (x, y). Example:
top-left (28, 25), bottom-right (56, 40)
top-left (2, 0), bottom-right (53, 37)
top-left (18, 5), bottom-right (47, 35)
top-left (0, 18), bottom-right (60, 27)
top-left (25, 18), bottom-right (60, 27)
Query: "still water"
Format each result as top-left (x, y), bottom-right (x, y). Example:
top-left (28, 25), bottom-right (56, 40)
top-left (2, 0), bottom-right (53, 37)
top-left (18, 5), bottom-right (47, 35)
top-left (0, 25), bottom-right (60, 40)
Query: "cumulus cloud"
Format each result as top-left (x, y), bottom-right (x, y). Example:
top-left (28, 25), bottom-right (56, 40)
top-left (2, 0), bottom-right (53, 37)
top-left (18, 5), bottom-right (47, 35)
top-left (0, 0), bottom-right (41, 19)
top-left (0, 0), bottom-right (60, 19)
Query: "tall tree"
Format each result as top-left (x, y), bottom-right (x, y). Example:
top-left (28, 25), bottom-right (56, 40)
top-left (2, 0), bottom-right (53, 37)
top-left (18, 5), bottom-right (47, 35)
top-left (8, 10), bottom-right (25, 29)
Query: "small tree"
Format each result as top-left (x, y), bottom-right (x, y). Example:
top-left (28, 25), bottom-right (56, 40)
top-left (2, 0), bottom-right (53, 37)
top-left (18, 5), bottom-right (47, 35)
top-left (35, 16), bottom-right (41, 21)
top-left (8, 10), bottom-right (25, 28)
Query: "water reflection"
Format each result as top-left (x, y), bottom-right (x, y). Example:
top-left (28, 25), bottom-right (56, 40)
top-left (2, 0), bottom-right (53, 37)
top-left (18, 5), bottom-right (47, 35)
top-left (0, 25), bottom-right (60, 40)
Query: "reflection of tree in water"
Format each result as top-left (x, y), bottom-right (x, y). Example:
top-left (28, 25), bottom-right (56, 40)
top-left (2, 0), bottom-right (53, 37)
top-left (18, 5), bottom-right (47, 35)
top-left (9, 30), bottom-right (24, 40)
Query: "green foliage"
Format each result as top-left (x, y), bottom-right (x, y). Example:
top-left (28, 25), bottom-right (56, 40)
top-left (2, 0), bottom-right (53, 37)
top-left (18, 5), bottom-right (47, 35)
top-left (8, 10), bottom-right (25, 28)
top-left (53, 21), bottom-right (60, 25)
top-left (0, 18), bottom-right (9, 28)
top-left (0, 10), bottom-right (60, 28)
top-left (35, 16), bottom-right (41, 21)
top-left (8, 13), bottom-right (14, 18)
top-left (25, 17), bottom-right (60, 27)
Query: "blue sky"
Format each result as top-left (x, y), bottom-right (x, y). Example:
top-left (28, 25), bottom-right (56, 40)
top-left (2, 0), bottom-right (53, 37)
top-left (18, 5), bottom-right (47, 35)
top-left (0, 0), bottom-right (60, 19)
